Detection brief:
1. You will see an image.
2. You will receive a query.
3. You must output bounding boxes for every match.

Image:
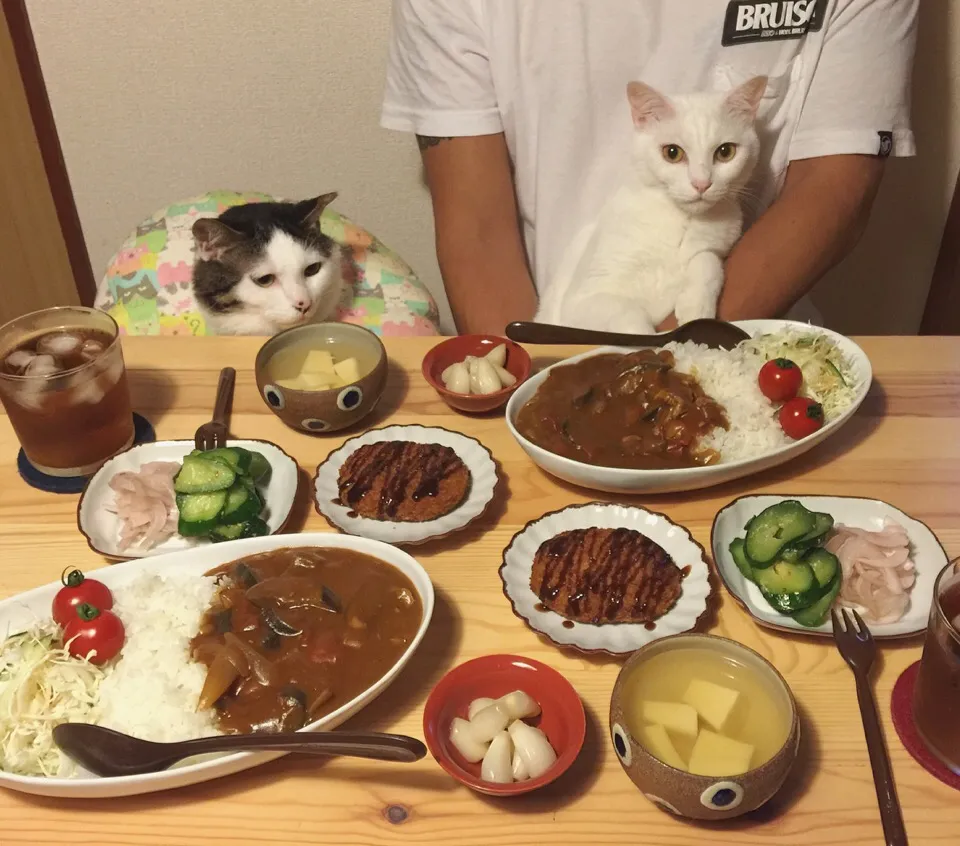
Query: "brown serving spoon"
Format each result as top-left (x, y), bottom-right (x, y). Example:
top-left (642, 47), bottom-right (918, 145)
top-left (505, 318), bottom-right (750, 350)
top-left (53, 723), bottom-right (427, 778)
top-left (194, 366), bottom-right (236, 451)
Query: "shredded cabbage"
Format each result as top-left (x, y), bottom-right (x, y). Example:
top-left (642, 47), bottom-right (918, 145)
top-left (742, 331), bottom-right (857, 419)
top-left (0, 624), bottom-right (105, 777)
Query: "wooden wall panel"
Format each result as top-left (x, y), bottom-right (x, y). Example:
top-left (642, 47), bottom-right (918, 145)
top-left (0, 0), bottom-right (91, 326)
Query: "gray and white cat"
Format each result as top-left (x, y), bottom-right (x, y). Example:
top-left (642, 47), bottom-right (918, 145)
top-left (536, 76), bottom-right (767, 333)
top-left (192, 194), bottom-right (344, 335)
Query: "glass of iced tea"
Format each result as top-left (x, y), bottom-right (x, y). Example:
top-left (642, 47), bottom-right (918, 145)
top-left (0, 306), bottom-right (134, 476)
top-left (912, 557), bottom-right (960, 774)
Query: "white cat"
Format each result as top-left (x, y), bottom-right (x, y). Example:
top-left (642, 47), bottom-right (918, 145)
top-left (192, 194), bottom-right (345, 335)
top-left (535, 77), bottom-right (767, 333)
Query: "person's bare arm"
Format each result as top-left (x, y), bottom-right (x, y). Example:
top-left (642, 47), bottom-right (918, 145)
top-left (419, 133), bottom-right (536, 334)
top-left (716, 154), bottom-right (885, 320)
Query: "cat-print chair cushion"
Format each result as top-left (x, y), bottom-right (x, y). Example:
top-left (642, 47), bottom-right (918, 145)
top-left (94, 189), bottom-right (441, 337)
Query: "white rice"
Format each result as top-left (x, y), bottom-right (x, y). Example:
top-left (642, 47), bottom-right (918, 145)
top-left (92, 572), bottom-right (221, 743)
top-left (665, 340), bottom-right (790, 463)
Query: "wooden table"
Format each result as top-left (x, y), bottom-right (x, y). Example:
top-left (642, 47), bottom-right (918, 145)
top-left (1, 336), bottom-right (958, 846)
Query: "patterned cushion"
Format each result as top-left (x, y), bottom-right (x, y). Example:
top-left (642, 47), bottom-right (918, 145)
top-left (94, 189), bottom-right (440, 337)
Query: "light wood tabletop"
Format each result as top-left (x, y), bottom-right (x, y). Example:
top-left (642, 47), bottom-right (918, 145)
top-left (1, 335), bottom-right (959, 846)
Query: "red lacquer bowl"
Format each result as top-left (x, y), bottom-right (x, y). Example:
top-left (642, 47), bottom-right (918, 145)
top-left (422, 335), bottom-right (531, 413)
top-left (422, 654), bottom-right (585, 796)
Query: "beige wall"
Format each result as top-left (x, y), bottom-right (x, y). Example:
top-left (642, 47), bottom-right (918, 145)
top-left (27, 0), bottom-right (960, 335)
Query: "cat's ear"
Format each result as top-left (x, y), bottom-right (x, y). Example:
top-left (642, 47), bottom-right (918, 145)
top-left (626, 82), bottom-right (674, 127)
top-left (192, 218), bottom-right (244, 261)
top-left (725, 76), bottom-right (768, 120)
top-left (297, 192), bottom-right (339, 230)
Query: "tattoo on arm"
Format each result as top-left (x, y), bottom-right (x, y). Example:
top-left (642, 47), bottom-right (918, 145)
top-left (416, 135), bottom-right (453, 151)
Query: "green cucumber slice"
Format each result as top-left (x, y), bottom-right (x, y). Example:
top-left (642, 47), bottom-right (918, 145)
top-left (744, 501), bottom-right (816, 564)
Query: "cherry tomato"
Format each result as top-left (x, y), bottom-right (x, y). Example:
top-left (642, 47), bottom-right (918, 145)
top-left (758, 358), bottom-right (803, 402)
top-left (63, 603), bottom-right (125, 665)
top-left (779, 397), bottom-right (825, 440)
top-left (52, 568), bottom-right (113, 628)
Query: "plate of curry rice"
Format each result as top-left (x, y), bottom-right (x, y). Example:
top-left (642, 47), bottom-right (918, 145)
top-left (499, 502), bottom-right (711, 655)
top-left (505, 319), bottom-right (872, 495)
top-left (313, 424), bottom-right (500, 545)
top-left (0, 533), bottom-right (433, 798)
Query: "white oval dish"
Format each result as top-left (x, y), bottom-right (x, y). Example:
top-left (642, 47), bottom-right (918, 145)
top-left (313, 425), bottom-right (499, 545)
top-left (0, 532), bottom-right (434, 798)
top-left (78, 439), bottom-right (299, 560)
top-left (499, 502), bottom-right (711, 655)
top-left (505, 319), bottom-right (873, 495)
top-left (711, 494), bottom-right (947, 638)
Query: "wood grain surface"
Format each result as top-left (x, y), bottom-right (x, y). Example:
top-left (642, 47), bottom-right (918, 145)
top-left (0, 336), bottom-right (958, 846)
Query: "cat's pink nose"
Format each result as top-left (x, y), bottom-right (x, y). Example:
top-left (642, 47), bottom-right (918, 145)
top-left (294, 299), bottom-right (309, 313)
top-left (691, 178), bottom-right (713, 195)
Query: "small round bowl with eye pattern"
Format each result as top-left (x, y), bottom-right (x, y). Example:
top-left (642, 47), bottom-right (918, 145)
top-left (255, 323), bottom-right (388, 435)
top-left (609, 633), bottom-right (800, 821)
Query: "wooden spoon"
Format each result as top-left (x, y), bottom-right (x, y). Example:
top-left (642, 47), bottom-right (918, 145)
top-left (53, 723), bottom-right (427, 777)
top-left (505, 318), bottom-right (750, 350)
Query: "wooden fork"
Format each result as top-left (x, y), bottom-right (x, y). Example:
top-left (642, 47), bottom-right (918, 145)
top-left (194, 367), bottom-right (235, 451)
top-left (831, 607), bottom-right (908, 846)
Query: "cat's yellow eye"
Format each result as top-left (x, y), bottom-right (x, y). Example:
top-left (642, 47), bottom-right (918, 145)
top-left (254, 274), bottom-right (275, 287)
top-left (714, 142), bottom-right (738, 163)
top-left (661, 144), bottom-right (685, 163)
top-left (304, 262), bottom-right (322, 277)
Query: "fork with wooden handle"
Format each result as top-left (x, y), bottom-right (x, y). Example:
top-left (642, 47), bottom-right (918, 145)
top-left (831, 608), bottom-right (908, 846)
top-left (194, 367), bottom-right (235, 451)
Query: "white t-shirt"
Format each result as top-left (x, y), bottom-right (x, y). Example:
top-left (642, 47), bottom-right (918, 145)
top-left (381, 0), bottom-right (918, 303)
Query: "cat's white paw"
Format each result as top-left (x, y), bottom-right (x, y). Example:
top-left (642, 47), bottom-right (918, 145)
top-left (674, 291), bottom-right (718, 325)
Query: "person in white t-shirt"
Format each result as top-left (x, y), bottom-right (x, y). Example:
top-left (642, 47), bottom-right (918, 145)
top-left (381, 0), bottom-right (918, 334)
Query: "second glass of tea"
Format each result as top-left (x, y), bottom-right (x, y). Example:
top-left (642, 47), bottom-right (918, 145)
top-left (0, 306), bottom-right (134, 476)
top-left (912, 557), bottom-right (960, 775)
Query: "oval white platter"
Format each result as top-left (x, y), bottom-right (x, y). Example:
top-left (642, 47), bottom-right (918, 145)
top-left (711, 494), bottom-right (947, 638)
top-left (313, 425), bottom-right (499, 545)
top-left (78, 439), bottom-right (299, 559)
top-left (0, 532), bottom-right (434, 798)
top-left (505, 319), bottom-right (873, 494)
top-left (499, 502), bottom-right (711, 655)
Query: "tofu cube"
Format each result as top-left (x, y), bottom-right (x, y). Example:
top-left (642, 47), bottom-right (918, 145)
top-left (641, 723), bottom-right (687, 771)
top-left (687, 729), bottom-right (754, 777)
top-left (639, 701), bottom-right (699, 739)
top-left (301, 349), bottom-right (336, 376)
top-left (299, 372), bottom-right (336, 391)
top-left (682, 679), bottom-right (741, 732)
top-left (276, 377), bottom-right (302, 390)
top-left (333, 356), bottom-right (361, 385)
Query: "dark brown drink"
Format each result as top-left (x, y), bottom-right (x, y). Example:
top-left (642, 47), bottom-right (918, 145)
top-left (913, 560), bottom-right (960, 774)
top-left (0, 308), bottom-right (134, 476)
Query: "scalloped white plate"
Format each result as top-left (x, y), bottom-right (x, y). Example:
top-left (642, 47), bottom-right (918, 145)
top-left (712, 494), bottom-right (948, 638)
top-left (313, 425), bottom-right (499, 545)
top-left (0, 532), bottom-right (434, 798)
top-left (499, 502), bottom-right (711, 655)
top-left (78, 439), bottom-right (299, 560)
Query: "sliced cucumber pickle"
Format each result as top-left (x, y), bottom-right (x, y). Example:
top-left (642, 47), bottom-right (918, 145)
top-left (805, 548), bottom-right (840, 589)
top-left (744, 501), bottom-right (816, 564)
top-left (792, 576), bottom-right (841, 627)
top-left (729, 537), bottom-right (756, 583)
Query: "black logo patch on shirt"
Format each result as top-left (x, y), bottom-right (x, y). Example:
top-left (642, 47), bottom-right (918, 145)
top-left (877, 131), bottom-right (893, 157)
top-left (721, 1), bottom-right (825, 46)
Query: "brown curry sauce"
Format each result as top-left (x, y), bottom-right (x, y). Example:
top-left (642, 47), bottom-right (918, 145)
top-left (515, 349), bottom-right (728, 470)
top-left (192, 547), bottom-right (422, 734)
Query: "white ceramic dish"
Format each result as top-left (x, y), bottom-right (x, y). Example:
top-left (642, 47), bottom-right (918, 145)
top-left (313, 425), bottom-right (499, 545)
top-left (0, 532), bottom-right (434, 798)
top-left (78, 439), bottom-right (299, 560)
top-left (504, 319), bottom-right (873, 495)
top-left (499, 502), bottom-right (711, 655)
top-left (711, 494), bottom-right (947, 638)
